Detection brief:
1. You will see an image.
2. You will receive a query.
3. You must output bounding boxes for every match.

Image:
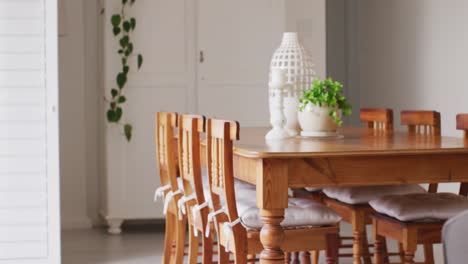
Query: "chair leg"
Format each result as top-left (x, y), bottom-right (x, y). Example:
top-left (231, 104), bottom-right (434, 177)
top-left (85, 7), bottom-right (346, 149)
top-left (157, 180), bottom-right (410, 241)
top-left (381, 238), bottom-right (390, 264)
top-left (174, 214), bottom-right (187, 264)
top-left (291, 252), bottom-right (299, 264)
top-left (234, 252), bottom-right (247, 264)
top-left (373, 218), bottom-right (384, 264)
top-left (217, 243), bottom-right (230, 264)
top-left (284, 252), bottom-right (290, 263)
top-left (162, 213), bottom-right (176, 264)
top-left (311, 250), bottom-right (319, 264)
top-left (373, 234), bottom-right (385, 264)
top-left (187, 225), bottom-right (199, 264)
top-left (325, 233), bottom-right (339, 264)
top-left (398, 243), bottom-right (405, 263)
top-left (402, 238), bottom-right (417, 264)
top-left (361, 230), bottom-right (372, 264)
top-left (202, 233), bottom-right (214, 264)
top-left (423, 244), bottom-right (434, 264)
top-left (300, 251), bottom-right (311, 264)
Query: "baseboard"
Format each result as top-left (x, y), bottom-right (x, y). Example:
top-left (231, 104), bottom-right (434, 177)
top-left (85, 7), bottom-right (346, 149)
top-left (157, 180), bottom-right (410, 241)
top-left (61, 217), bottom-right (93, 230)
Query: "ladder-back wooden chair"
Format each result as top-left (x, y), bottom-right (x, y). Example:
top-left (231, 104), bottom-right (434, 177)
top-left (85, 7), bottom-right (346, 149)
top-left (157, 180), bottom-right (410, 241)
top-left (321, 108), bottom-right (427, 264)
top-left (369, 111), bottom-right (468, 264)
top-left (154, 112), bottom-right (186, 264)
top-left (176, 114), bottom-right (214, 264)
top-left (206, 118), bottom-right (341, 264)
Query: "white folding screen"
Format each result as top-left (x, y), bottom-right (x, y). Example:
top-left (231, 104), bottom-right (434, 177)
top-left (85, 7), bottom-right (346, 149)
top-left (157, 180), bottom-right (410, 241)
top-left (0, 0), bottom-right (60, 263)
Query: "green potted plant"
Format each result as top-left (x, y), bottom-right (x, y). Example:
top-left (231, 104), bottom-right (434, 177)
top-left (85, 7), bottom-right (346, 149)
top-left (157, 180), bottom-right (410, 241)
top-left (298, 78), bottom-right (352, 136)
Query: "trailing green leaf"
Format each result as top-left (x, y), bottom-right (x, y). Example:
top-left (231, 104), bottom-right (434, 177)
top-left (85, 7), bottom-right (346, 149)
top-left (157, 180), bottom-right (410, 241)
top-left (138, 54), bottom-right (143, 69)
top-left (111, 15), bottom-right (121, 27)
top-left (120, 36), bottom-right (129, 48)
top-left (123, 21), bottom-right (131, 32)
top-left (111, 89), bottom-right (118, 98)
top-left (113, 27), bottom-right (121, 36)
top-left (106, 2), bottom-right (144, 142)
top-left (298, 77), bottom-right (352, 126)
top-left (116, 72), bottom-right (127, 89)
top-left (124, 124), bottom-right (132, 141)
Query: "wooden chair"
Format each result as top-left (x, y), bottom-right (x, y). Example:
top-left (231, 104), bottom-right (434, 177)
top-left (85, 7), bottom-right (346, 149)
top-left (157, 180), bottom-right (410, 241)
top-left (320, 108), bottom-right (393, 264)
top-left (361, 107), bottom-right (394, 130)
top-left (155, 112), bottom-right (186, 264)
top-left (205, 118), bottom-right (341, 264)
top-left (370, 112), bottom-right (468, 264)
top-left (176, 114), bottom-right (214, 264)
top-left (320, 108), bottom-right (430, 264)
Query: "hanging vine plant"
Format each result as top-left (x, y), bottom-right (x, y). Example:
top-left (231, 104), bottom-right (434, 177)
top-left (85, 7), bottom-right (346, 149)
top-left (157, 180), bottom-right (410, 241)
top-left (106, 0), bottom-right (143, 141)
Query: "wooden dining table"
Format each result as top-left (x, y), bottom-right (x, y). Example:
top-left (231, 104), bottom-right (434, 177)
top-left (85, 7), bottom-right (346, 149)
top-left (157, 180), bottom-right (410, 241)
top-left (228, 126), bottom-right (468, 264)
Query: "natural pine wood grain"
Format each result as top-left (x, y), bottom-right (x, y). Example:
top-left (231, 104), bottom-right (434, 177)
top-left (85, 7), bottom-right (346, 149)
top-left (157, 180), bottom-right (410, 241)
top-left (372, 113), bottom-right (468, 264)
top-left (206, 118), bottom-right (340, 264)
top-left (360, 108), bottom-right (393, 131)
top-left (178, 114), bottom-right (214, 264)
top-left (232, 127), bottom-right (467, 159)
top-left (198, 118), bottom-right (468, 263)
top-left (155, 112), bottom-right (185, 264)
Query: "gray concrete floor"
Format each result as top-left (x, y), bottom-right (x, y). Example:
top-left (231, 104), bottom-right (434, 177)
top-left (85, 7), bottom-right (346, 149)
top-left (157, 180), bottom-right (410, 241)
top-left (62, 225), bottom-right (165, 264)
top-left (61, 224), bottom-right (442, 263)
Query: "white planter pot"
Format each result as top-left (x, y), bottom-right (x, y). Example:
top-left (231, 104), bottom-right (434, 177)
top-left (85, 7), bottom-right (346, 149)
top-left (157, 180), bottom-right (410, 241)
top-left (298, 104), bottom-right (341, 137)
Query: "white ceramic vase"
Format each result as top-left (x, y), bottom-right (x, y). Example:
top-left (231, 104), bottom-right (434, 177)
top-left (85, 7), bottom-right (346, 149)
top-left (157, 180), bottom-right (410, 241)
top-left (298, 103), bottom-right (341, 137)
top-left (269, 32), bottom-right (316, 137)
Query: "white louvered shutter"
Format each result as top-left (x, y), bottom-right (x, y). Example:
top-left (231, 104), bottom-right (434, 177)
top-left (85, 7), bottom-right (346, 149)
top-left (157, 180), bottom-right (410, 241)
top-left (0, 0), bottom-right (60, 263)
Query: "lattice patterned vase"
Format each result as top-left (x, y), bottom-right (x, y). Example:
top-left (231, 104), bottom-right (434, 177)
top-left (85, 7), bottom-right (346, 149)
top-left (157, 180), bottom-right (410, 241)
top-left (269, 32), bottom-right (316, 136)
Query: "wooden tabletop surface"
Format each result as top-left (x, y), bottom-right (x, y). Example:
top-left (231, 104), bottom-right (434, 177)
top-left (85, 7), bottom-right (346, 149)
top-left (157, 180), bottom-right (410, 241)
top-left (234, 127), bottom-right (468, 158)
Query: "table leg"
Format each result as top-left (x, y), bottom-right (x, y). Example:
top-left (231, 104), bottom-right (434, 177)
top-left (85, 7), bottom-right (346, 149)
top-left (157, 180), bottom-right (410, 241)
top-left (260, 209), bottom-right (286, 263)
top-left (257, 159), bottom-right (289, 264)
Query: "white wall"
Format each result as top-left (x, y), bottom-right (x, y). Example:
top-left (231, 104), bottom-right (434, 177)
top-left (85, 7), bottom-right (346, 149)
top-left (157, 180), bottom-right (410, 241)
top-left (59, 0), bottom-right (89, 228)
top-left (358, 0), bottom-right (468, 137)
top-left (59, 0), bottom-right (102, 229)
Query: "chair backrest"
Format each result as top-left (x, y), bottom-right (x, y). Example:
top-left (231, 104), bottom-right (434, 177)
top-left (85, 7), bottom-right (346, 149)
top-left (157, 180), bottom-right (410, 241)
top-left (206, 118), bottom-right (247, 251)
top-left (177, 114), bottom-right (208, 215)
top-left (401, 110), bottom-right (441, 193)
top-left (456, 114), bottom-right (468, 196)
top-left (443, 209), bottom-right (468, 264)
top-left (155, 112), bottom-right (179, 190)
top-left (360, 108), bottom-right (393, 131)
top-left (206, 118), bottom-right (240, 221)
top-left (400, 110), bottom-right (441, 136)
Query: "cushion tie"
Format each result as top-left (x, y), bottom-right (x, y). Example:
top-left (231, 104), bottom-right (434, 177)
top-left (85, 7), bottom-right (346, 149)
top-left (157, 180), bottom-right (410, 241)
top-left (205, 207), bottom-right (225, 238)
top-left (177, 194), bottom-right (197, 220)
top-left (223, 218), bottom-right (241, 252)
top-left (154, 184), bottom-right (171, 202)
top-left (191, 199), bottom-right (211, 237)
top-left (163, 189), bottom-right (183, 216)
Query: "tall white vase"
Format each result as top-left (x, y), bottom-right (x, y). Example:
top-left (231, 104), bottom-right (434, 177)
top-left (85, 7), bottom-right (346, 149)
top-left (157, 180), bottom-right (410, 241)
top-left (269, 32), bottom-right (316, 136)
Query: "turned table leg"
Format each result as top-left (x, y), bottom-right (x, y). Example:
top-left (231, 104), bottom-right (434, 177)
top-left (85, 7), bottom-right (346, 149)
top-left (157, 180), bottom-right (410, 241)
top-left (260, 209), bottom-right (286, 263)
top-left (257, 159), bottom-right (289, 264)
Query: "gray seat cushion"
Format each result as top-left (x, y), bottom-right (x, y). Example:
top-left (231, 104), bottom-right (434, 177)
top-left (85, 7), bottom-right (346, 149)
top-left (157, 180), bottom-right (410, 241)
top-left (370, 193), bottom-right (468, 222)
top-left (304, 187), bottom-right (322, 192)
top-left (237, 197), bottom-right (341, 230)
top-left (323, 184), bottom-right (426, 205)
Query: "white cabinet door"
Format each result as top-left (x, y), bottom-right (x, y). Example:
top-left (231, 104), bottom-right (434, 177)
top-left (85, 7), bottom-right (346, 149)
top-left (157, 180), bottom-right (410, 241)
top-left (197, 0), bottom-right (285, 127)
top-left (0, 0), bottom-right (60, 263)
